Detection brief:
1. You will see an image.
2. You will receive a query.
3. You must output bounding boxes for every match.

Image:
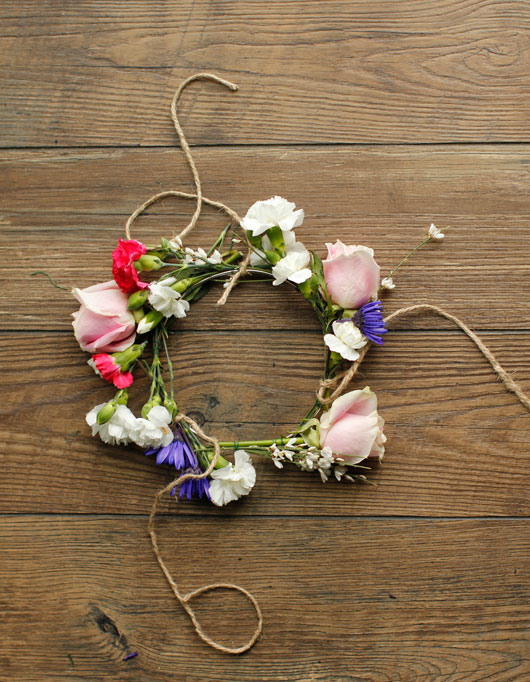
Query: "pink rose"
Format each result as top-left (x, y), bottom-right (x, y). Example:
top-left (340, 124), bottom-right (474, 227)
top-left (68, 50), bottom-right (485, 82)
top-left (323, 240), bottom-right (380, 309)
top-left (72, 281), bottom-right (136, 353)
top-left (319, 387), bottom-right (386, 464)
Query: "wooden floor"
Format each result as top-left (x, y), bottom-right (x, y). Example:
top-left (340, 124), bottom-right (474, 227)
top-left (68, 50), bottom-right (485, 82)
top-left (2, 2), bottom-right (530, 680)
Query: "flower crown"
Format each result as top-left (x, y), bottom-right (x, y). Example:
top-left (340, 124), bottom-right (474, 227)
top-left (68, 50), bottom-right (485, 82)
top-left (75, 196), bottom-right (444, 506)
top-left (40, 73), bottom-right (529, 656)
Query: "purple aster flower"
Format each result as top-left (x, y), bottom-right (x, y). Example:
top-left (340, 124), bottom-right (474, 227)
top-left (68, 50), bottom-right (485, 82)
top-left (146, 426), bottom-right (211, 501)
top-left (145, 427), bottom-right (196, 469)
top-left (352, 300), bottom-right (388, 345)
top-left (171, 468), bottom-right (210, 501)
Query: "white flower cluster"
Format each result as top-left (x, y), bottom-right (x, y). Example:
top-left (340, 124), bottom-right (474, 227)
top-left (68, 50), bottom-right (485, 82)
top-left (324, 320), bottom-right (367, 362)
top-left (86, 404), bottom-right (174, 448)
top-left (269, 438), bottom-right (299, 468)
top-left (270, 442), bottom-right (351, 483)
top-left (297, 445), bottom-right (335, 482)
top-left (183, 246), bottom-right (223, 265)
top-left (209, 450), bottom-right (256, 506)
top-left (241, 195), bottom-right (304, 236)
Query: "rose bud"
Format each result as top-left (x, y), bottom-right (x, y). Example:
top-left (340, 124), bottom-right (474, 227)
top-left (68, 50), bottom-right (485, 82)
top-left (319, 387), bottom-right (386, 464)
top-left (323, 240), bottom-right (380, 309)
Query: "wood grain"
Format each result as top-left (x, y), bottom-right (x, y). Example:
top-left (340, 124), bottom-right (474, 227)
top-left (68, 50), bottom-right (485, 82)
top-left (2, 1), bottom-right (530, 146)
top-left (1, 330), bottom-right (529, 516)
top-left (3, 3), bottom-right (530, 679)
top-left (2, 146), bottom-right (530, 330)
top-left (2, 516), bottom-right (530, 681)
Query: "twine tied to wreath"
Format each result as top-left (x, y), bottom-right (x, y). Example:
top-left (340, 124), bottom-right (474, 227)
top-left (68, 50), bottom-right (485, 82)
top-left (317, 304), bottom-right (530, 411)
top-left (125, 72), bottom-right (530, 655)
top-left (148, 414), bottom-right (263, 655)
top-left (124, 73), bottom-right (250, 308)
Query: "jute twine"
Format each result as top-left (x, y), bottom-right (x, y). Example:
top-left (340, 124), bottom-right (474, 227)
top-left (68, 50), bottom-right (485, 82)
top-left (124, 72), bottom-right (248, 306)
top-left (124, 72), bottom-right (530, 655)
top-left (125, 74), bottom-right (261, 654)
top-left (318, 303), bottom-right (530, 411)
top-left (148, 414), bottom-right (263, 654)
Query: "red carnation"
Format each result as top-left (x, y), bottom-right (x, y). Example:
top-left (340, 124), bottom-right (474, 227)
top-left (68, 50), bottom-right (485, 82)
top-left (112, 238), bottom-right (149, 293)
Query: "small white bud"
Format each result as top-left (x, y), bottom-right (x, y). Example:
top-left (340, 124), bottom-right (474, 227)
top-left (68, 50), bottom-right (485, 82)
top-left (428, 223), bottom-right (445, 240)
top-left (168, 237), bottom-right (183, 249)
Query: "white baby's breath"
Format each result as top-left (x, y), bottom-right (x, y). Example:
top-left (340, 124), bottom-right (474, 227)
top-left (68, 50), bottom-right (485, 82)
top-left (428, 223), bottom-right (445, 240)
top-left (381, 276), bottom-right (395, 290)
top-left (167, 236), bottom-right (183, 250)
top-left (184, 247), bottom-right (223, 265)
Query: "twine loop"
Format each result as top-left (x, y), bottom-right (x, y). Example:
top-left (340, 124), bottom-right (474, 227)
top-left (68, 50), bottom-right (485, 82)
top-left (124, 72), bottom-right (248, 305)
top-left (148, 414), bottom-right (263, 654)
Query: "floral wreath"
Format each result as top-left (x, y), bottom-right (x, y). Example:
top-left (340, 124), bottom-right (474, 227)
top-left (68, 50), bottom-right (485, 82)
top-left (41, 73), bottom-right (530, 655)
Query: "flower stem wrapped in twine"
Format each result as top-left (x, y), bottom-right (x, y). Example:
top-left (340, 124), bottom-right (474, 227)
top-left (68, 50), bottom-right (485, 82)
top-left (126, 72), bottom-right (530, 655)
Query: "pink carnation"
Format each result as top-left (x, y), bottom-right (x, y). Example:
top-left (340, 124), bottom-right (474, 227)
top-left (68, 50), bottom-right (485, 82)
top-left (112, 238), bottom-right (149, 294)
top-left (90, 353), bottom-right (134, 389)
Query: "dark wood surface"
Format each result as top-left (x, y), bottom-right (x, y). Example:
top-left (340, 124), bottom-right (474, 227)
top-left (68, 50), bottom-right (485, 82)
top-left (2, 2), bottom-right (530, 681)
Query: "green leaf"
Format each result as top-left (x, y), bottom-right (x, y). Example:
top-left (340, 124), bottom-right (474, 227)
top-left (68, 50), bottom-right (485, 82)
top-left (294, 418), bottom-right (320, 434)
top-left (185, 283), bottom-right (211, 303)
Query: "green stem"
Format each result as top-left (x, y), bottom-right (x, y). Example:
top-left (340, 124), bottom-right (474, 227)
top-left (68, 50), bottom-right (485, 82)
top-left (215, 437), bottom-right (304, 449)
top-left (161, 328), bottom-right (174, 400)
top-left (385, 236), bottom-right (431, 284)
top-left (30, 270), bottom-right (69, 291)
top-left (208, 223), bottom-right (231, 256)
top-left (223, 250), bottom-right (242, 265)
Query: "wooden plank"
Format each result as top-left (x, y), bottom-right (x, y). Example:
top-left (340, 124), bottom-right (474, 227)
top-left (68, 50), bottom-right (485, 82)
top-left (1, 331), bottom-right (529, 516)
top-left (2, 146), bottom-right (530, 330)
top-left (2, 1), bottom-right (530, 146)
top-left (2, 516), bottom-right (530, 681)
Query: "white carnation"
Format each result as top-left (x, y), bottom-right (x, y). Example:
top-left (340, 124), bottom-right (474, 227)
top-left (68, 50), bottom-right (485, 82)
top-left (132, 406), bottom-right (174, 449)
top-left (241, 196), bottom-right (304, 237)
top-left (271, 240), bottom-right (312, 286)
top-left (148, 277), bottom-right (190, 319)
top-left (209, 450), bottom-right (256, 506)
top-left (86, 403), bottom-right (138, 446)
top-left (323, 321), bottom-right (367, 361)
